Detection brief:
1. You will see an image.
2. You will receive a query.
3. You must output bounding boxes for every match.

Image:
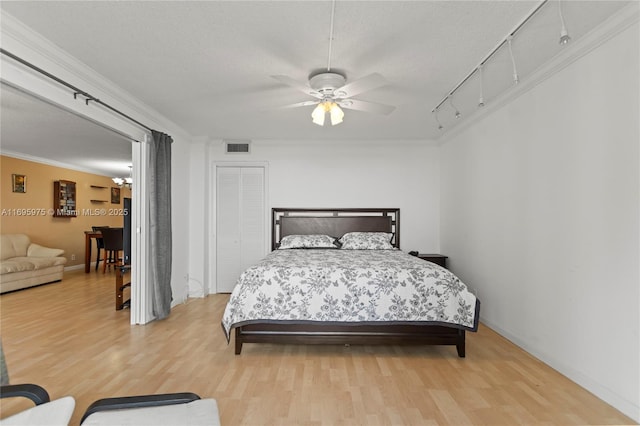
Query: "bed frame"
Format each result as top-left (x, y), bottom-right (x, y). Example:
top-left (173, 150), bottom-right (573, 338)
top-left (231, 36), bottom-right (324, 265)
top-left (234, 208), bottom-right (467, 357)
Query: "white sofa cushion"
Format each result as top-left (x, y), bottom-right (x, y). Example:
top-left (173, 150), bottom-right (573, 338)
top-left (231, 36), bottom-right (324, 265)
top-left (1, 234), bottom-right (31, 260)
top-left (27, 243), bottom-right (65, 258)
top-left (0, 257), bottom-right (67, 274)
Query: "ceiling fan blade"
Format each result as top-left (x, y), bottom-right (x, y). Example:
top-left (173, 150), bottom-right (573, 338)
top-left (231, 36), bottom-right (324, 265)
top-left (277, 100), bottom-right (320, 109)
top-left (335, 73), bottom-right (387, 98)
top-left (271, 75), bottom-right (323, 99)
top-left (338, 99), bottom-right (395, 115)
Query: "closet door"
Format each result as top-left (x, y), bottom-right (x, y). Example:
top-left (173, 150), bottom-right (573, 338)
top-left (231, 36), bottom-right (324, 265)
top-left (216, 166), bottom-right (265, 293)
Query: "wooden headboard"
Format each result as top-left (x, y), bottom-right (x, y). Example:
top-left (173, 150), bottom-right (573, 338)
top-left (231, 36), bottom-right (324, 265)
top-left (272, 208), bottom-right (400, 250)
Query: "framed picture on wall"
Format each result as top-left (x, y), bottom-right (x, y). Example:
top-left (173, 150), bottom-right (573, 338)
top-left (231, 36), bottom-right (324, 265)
top-left (111, 187), bottom-right (121, 204)
top-left (12, 174), bottom-right (26, 193)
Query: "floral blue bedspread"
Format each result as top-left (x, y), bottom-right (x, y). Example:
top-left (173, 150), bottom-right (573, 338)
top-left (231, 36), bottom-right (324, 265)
top-left (221, 249), bottom-right (480, 340)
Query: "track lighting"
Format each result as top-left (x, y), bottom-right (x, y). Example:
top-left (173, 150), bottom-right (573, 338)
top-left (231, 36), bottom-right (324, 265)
top-left (507, 36), bottom-right (519, 84)
top-left (558, 0), bottom-right (571, 45)
top-left (431, 0), bottom-right (574, 131)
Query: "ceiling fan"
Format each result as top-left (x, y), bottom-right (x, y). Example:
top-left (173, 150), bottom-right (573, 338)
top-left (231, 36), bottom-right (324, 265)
top-left (271, 0), bottom-right (395, 126)
top-left (272, 72), bottom-right (396, 126)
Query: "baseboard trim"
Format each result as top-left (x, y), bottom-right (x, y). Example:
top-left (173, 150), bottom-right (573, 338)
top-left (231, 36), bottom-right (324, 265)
top-left (480, 316), bottom-right (639, 423)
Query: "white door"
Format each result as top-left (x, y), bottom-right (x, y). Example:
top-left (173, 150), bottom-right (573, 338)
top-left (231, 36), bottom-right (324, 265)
top-left (216, 166), bottom-right (265, 293)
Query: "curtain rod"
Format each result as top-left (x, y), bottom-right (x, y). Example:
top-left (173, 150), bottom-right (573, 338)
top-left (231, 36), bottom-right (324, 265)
top-left (0, 48), bottom-right (153, 132)
top-left (431, 0), bottom-right (549, 113)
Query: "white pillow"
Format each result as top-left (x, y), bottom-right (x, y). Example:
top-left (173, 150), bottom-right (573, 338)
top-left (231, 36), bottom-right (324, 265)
top-left (339, 232), bottom-right (394, 250)
top-left (278, 234), bottom-right (338, 249)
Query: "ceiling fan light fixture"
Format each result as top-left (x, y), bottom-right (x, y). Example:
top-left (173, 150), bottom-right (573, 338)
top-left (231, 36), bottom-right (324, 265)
top-left (329, 103), bottom-right (344, 125)
top-left (311, 103), bottom-right (326, 126)
top-left (312, 101), bottom-right (344, 126)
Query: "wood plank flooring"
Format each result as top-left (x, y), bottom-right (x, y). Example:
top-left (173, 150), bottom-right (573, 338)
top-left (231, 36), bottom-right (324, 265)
top-left (0, 269), bottom-right (635, 425)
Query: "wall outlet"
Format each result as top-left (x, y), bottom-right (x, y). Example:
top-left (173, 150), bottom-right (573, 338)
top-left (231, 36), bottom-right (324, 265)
top-left (71, 254), bottom-right (76, 260)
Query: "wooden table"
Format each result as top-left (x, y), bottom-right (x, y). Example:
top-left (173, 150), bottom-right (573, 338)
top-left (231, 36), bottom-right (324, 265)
top-left (84, 231), bottom-right (101, 273)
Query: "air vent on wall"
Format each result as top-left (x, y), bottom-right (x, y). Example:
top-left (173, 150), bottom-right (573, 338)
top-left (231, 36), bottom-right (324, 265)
top-left (224, 139), bottom-right (251, 154)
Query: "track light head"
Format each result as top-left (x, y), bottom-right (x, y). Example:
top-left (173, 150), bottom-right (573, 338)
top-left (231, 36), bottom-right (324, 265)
top-left (448, 97), bottom-right (461, 119)
top-left (477, 65), bottom-right (485, 108)
top-left (559, 27), bottom-right (571, 45)
top-left (434, 109), bottom-right (444, 130)
top-left (558, 0), bottom-right (571, 45)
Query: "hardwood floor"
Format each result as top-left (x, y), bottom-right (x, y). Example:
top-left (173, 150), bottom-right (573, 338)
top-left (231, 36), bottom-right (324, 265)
top-left (0, 269), bottom-right (635, 425)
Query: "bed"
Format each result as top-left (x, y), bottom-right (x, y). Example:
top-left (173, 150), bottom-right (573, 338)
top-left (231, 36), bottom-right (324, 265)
top-left (221, 208), bottom-right (480, 357)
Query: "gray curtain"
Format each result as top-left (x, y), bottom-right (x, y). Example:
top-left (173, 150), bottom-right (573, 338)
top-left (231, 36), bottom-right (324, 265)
top-left (148, 130), bottom-right (173, 319)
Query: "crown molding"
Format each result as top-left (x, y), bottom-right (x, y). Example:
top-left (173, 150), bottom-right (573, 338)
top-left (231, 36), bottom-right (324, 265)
top-left (436, 2), bottom-right (639, 145)
top-left (1, 150), bottom-right (113, 177)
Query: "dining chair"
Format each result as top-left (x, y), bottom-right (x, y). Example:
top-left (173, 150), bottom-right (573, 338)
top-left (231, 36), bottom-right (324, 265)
top-left (100, 227), bottom-right (123, 273)
top-left (91, 226), bottom-right (109, 271)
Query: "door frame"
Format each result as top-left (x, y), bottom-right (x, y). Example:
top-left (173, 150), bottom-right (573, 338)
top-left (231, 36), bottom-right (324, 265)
top-left (208, 161), bottom-right (269, 294)
top-left (1, 51), bottom-right (152, 324)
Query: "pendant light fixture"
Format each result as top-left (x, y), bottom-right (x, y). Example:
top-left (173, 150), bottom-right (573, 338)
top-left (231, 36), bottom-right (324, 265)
top-left (112, 166), bottom-right (133, 188)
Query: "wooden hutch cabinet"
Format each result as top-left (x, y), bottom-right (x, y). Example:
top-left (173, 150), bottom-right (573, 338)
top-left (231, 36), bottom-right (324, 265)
top-left (53, 180), bottom-right (77, 217)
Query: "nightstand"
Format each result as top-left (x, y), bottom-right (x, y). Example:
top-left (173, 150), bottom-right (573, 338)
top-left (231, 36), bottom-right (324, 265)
top-left (417, 254), bottom-right (448, 269)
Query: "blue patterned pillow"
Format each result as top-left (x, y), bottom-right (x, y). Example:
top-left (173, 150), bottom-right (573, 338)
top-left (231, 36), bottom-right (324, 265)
top-left (278, 234), bottom-right (338, 249)
top-left (339, 232), bottom-right (395, 250)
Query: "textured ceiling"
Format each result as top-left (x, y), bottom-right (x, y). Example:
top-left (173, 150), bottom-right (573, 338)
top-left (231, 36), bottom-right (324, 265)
top-left (1, 84), bottom-right (133, 177)
top-left (0, 1), bottom-right (632, 175)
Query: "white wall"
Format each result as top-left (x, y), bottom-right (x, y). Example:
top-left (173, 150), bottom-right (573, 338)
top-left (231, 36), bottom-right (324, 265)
top-left (439, 14), bottom-right (639, 422)
top-left (188, 139), bottom-right (440, 295)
